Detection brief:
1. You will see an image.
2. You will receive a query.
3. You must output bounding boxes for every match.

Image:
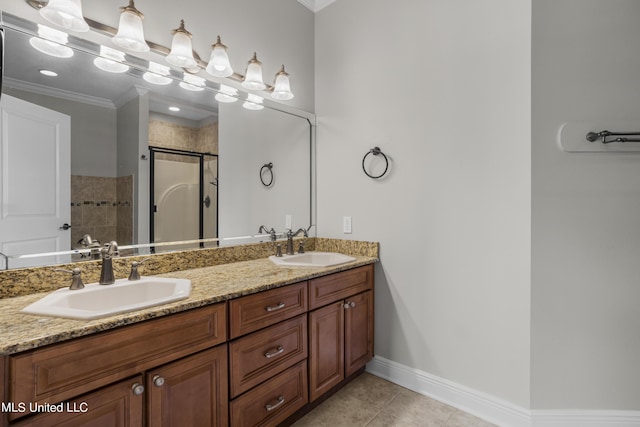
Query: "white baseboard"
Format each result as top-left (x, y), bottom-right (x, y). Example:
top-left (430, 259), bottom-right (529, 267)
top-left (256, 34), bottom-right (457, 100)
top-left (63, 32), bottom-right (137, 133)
top-left (366, 356), bottom-right (640, 427)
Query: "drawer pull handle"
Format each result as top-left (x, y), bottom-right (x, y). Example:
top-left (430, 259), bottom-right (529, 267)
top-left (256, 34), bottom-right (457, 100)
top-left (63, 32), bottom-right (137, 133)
top-left (131, 383), bottom-right (145, 395)
top-left (264, 345), bottom-right (284, 358)
top-left (265, 302), bottom-right (286, 312)
top-left (265, 395), bottom-right (285, 412)
top-left (153, 375), bottom-right (165, 387)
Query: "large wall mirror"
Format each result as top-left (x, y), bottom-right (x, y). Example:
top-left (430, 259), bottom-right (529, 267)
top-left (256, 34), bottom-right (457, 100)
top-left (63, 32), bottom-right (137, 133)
top-left (0, 12), bottom-right (315, 269)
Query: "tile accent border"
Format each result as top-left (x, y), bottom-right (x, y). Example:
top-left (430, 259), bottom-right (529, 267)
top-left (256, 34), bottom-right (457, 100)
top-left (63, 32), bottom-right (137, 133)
top-left (366, 356), bottom-right (640, 427)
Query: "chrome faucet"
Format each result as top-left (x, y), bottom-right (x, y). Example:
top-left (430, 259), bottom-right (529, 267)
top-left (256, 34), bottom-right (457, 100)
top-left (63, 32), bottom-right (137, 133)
top-left (286, 228), bottom-right (308, 255)
top-left (99, 241), bottom-right (118, 285)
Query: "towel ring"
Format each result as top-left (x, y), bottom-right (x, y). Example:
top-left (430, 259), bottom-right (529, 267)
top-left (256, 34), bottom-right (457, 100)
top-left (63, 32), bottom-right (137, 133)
top-left (260, 162), bottom-right (274, 187)
top-left (362, 147), bottom-right (389, 179)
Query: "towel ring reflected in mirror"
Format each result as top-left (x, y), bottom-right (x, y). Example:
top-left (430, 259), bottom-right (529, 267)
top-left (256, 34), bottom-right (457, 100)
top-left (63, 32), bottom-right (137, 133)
top-left (362, 147), bottom-right (389, 179)
top-left (260, 162), bottom-right (274, 187)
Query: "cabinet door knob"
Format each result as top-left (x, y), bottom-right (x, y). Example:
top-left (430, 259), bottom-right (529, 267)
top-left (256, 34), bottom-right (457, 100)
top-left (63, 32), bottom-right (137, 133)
top-left (350, 301), bottom-right (356, 308)
top-left (131, 383), bottom-right (145, 395)
top-left (265, 395), bottom-right (285, 412)
top-left (264, 345), bottom-right (284, 359)
top-left (153, 375), bottom-right (165, 387)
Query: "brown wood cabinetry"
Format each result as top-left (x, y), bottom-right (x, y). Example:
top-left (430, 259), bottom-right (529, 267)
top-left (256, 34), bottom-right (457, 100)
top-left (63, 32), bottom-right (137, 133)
top-left (228, 282), bottom-right (309, 425)
top-left (229, 282), bottom-right (307, 339)
top-left (230, 361), bottom-right (308, 427)
top-left (308, 265), bottom-right (374, 402)
top-left (230, 314), bottom-right (307, 398)
top-left (10, 375), bottom-right (145, 427)
top-left (6, 303), bottom-right (227, 426)
top-left (2, 263), bottom-right (375, 427)
top-left (147, 345), bottom-right (228, 427)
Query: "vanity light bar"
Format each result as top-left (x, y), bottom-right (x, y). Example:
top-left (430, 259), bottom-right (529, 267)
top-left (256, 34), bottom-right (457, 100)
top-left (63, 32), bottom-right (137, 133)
top-left (26, 0), bottom-right (293, 100)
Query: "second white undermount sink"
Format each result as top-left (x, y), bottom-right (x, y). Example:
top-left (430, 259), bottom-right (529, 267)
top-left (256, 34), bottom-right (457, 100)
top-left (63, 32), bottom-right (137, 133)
top-left (21, 277), bottom-right (191, 320)
top-left (269, 251), bottom-right (356, 267)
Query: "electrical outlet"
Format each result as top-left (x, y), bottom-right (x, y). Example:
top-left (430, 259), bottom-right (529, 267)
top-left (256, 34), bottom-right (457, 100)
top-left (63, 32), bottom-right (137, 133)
top-left (343, 216), bottom-right (352, 234)
top-left (285, 214), bottom-right (292, 229)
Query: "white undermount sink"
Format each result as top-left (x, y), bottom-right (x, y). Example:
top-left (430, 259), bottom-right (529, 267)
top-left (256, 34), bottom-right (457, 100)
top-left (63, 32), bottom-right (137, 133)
top-left (268, 251), bottom-right (356, 267)
top-left (21, 277), bottom-right (191, 320)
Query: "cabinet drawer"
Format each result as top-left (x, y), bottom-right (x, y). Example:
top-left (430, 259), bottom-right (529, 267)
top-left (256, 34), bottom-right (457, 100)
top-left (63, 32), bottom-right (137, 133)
top-left (309, 265), bottom-right (374, 309)
top-left (229, 314), bottom-right (307, 398)
top-left (9, 303), bottom-right (226, 409)
top-left (229, 282), bottom-right (307, 339)
top-left (230, 360), bottom-right (308, 427)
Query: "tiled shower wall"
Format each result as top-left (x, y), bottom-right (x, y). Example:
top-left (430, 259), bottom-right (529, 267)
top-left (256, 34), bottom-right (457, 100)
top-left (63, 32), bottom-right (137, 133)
top-left (70, 175), bottom-right (133, 249)
top-left (148, 118), bottom-right (218, 155)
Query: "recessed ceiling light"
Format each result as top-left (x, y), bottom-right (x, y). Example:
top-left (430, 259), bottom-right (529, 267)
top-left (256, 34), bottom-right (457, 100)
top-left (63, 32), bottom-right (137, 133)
top-left (39, 69), bottom-right (58, 77)
top-left (169, 106), bottom-right (180, 112)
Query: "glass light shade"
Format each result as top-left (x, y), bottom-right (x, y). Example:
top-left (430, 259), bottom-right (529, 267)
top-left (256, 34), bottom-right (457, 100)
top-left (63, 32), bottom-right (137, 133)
top-left (205, 36), bottom-right (233, 78)
top-left (166, 20), bottom-right (197, 69)
top-left (94, 46), bottom-right (129, 73)
top-left (29, 25), bottom-right (74, 58)
top-left (112, 1), bottom-right (149, 52)
top-left (242, 52), bottom-right (266, 90)
top-left (143, 62), bottom-right (172, 85)
top-left (243, 93), bottom-right (264, 110)
top-left (179, 73), bottom-right (205, 91)
top-left (271, 65), bottom-right (294, 100)
top-left (39, 0), bottom-right (89, 32)
top-left (215, 85), bottom-right (238, 103)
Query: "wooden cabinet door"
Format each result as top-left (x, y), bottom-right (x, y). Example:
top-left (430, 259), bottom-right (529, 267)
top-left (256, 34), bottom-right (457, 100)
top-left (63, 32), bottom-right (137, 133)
top-left (308, 301), bottom-right (344, 402)
top-left (345, 291), bottom-right (374, 377)
top-left (146, 345), bottom-right (228, 427)
top-left (11, 375), bottom-right (144, 427)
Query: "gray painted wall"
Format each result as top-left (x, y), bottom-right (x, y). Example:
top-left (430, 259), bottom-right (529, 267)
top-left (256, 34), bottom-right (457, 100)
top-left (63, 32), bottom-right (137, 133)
top-left (3, 88), bottom-right (117, 177)
top-left (315, 0), bottom-right (532, 408)
top-left (531, 0), bottom-right (640, 410)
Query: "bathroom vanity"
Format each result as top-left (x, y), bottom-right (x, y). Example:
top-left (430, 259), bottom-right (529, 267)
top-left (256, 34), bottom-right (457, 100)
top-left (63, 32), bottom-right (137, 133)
top-left (0, 254), bottom-right (376, 426)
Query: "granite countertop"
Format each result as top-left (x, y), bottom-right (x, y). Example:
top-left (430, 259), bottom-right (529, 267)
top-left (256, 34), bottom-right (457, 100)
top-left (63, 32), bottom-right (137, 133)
top-left (0, 255), bottom-right (377, 356)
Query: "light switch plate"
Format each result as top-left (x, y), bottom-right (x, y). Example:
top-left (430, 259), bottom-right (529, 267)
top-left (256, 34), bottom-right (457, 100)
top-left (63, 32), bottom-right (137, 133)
top-left (285, 214), bottom-right (292, 229)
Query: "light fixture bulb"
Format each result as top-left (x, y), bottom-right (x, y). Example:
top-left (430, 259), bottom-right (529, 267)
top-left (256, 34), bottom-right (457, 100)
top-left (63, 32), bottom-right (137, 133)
top-left (243, 93), bottom-right (264, 110)
top-left (143, 62), bottom-right (172, 85)
top-left (179, 73), bottom-right (206, 91)
top-left (206, 36), bottom-right (233, 78)
top-left (29, 24), bottom-right (74, 58)
top-left (166, 20), bottom-right (197, 69)
top-left (112, 0), bottom-right (149, 52)
top-left (215, 85), bottom-right (238, 103)
top-left (39, 69), bottom-right (58, 77)
top-left (94, 46), bottom-right (129, 73)
top-left (39, 0), bottom-right (89, 32)
top-left (271, 65), bottom-right (294, 101)
top-left (242, 52), bottom-right (266, 91)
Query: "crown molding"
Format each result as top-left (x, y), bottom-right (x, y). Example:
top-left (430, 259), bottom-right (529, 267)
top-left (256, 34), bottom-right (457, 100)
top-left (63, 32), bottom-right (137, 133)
top-left (3, 77), bottom-right (115, 109)
top-left (297, 0), bottom-right (337, 13)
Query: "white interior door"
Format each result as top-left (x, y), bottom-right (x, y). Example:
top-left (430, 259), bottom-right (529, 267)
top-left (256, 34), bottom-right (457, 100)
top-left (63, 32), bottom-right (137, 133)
top-left (0, 94), bottom-right (71, 268)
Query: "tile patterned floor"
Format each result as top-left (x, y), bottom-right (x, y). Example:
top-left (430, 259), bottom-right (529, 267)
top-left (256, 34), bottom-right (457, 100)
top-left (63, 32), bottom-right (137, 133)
top-left (292, 373), bottom-right (496, 427)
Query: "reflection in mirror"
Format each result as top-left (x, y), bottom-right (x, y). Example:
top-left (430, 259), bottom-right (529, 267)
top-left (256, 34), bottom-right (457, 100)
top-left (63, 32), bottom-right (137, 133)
top-left (0, 12), bottom-right (314, 270)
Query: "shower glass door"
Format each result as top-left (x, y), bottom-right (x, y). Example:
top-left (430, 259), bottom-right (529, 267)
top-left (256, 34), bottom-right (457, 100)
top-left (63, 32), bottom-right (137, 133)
top-left (150, 147), bottom-right (218, 249)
